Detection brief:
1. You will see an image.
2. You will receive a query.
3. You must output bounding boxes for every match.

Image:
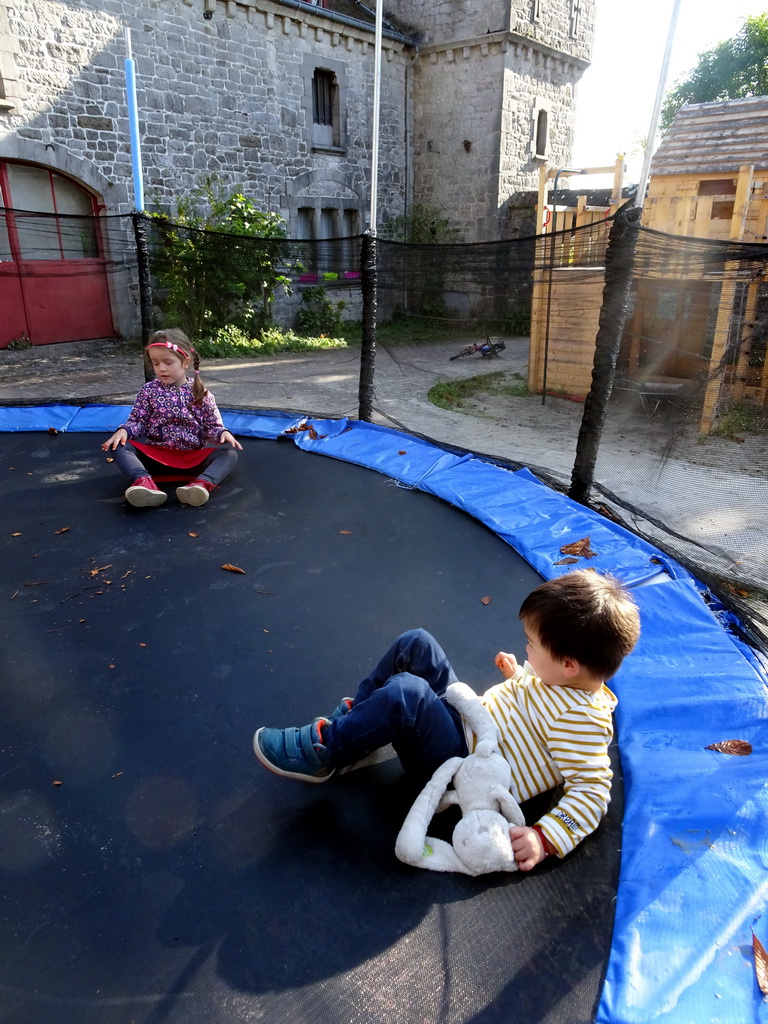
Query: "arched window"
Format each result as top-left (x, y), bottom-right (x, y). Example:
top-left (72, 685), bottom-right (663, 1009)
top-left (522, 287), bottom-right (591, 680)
top-left (0, 161), bottom-right (101, 261)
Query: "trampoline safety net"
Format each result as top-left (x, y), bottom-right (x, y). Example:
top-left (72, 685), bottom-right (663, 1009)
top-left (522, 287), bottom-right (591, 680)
top-left (2, 203), bottom-right (766, 648)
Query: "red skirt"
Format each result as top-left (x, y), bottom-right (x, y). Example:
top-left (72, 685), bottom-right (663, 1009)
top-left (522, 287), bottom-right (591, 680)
top-left (130, 441), bottom-right (219, 469)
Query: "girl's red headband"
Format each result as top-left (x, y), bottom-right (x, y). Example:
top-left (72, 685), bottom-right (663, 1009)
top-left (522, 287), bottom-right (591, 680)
top-left (147, 341), bottom-right (185, 353)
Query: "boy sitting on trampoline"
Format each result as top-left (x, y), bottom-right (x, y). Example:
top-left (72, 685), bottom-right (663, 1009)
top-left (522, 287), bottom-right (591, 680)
top-left (254, 569), bottom-right (640, 870)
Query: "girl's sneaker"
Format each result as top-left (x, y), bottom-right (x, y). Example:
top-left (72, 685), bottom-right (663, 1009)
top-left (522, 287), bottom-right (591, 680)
top-left (176, 479), bottom-right (215, 506)
top-left (125, 476), bottom-right (167, 507)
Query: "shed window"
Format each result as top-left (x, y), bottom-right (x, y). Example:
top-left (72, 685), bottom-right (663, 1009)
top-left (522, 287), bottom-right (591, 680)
top-left (698, 179), bottom-right (737, 196)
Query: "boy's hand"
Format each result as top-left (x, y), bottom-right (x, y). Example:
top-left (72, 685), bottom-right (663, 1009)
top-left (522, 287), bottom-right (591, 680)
top-left (220, 430), bottom-right (243, 450)
top-left (509, 825), bottom-right (551, 871)
top-left (102, 428), bottom-right (128, 451)
top-left (495, 651), bottom-right (518, 678)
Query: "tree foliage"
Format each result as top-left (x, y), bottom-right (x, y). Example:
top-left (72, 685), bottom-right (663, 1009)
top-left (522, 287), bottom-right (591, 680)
top-left (149, 177), bottom-right (293, 342)
top-left (379, 202), bottom-right (458, 243)
top-left (661, 14), bottom-right (768, 131)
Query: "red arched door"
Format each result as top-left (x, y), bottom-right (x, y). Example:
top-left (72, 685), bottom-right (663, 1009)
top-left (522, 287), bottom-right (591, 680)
top-left (0, 161), bottom-right (115, 347)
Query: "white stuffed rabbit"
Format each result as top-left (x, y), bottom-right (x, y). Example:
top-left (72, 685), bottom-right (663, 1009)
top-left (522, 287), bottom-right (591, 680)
top-left (395, 682), bottom-right (525, 876)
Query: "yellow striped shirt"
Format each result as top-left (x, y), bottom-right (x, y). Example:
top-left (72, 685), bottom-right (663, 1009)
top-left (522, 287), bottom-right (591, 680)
top-left (466, 663), bottom-right (617, 857)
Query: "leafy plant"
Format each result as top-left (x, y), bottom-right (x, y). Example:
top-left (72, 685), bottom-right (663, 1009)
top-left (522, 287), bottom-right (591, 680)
top-left (6, 332), bottom-right (32, 351)
top-left (294, 286), bottom-right (347, 337)
top-left (498, 305), bottom-right (531, 336)
top-left (379, 202), bottom-right (458, 244)
top-left (148, 178), bottom-right (295, 342)
top-left (379, 203), bottom-right (459, 321)
top-left (195, 323), bottom-right (348, 358)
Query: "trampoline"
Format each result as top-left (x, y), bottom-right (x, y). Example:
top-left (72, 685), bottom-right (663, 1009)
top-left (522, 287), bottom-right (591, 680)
top-left (1, 405), bottom-right (767, 1024)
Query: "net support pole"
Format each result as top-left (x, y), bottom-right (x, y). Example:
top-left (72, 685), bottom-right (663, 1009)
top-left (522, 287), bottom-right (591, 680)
top-left (123, 28), bottom-right (145, 214)
top-left (569, 205), bottom-right (641, 505)
top-left (132, 212), bottom-right (154, 365)
top-left (358, 230), bottom-right (377, 421)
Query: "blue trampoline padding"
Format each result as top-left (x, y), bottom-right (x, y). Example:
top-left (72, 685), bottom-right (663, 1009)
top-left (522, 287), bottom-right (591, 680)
top-left (0, 404), bottom-right (88, 432)
top-left (599, 577), bottom-right (768, 1024)
top-left (2, 405), bottom-right (767, 1023)
top-left (288, 417), bottom-right (666, 586)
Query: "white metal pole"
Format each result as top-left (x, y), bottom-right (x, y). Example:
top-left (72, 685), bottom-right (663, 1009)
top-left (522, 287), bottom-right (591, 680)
top-left (124, 27), bottom-right (145, 213)
top-left (635, 0), bottom-right (682, 209)
top-left (369, 0), bottom-right (383, 233)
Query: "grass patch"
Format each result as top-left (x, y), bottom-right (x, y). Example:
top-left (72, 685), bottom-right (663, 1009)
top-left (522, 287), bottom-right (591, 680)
top-left (195, 324), bottom-right (348, 358)
top-left (428, 371), bottom-right (529, 410)
top-left (713, 400), bottom-right (768, 438)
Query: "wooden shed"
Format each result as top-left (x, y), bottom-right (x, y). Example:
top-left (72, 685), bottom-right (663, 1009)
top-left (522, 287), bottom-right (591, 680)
top-left (626, 96), bottom-right (768, 427)
top-left (528, 101), bottom-right (768, 429)
top-left (527, 158), bottom-right (625, 398)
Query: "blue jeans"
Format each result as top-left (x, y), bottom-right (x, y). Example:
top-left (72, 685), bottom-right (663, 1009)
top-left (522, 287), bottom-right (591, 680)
top-left (324, 629), bottom-right (469, 776)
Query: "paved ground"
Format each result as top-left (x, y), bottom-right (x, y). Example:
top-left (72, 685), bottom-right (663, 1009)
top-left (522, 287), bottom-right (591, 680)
top-left (0, 335), bottom-right (571, 478)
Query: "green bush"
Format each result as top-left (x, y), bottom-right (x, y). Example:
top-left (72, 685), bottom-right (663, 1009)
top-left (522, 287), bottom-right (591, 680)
top-left (294, 285), bottom-right (346, 337)
top-left (149, 178), bottom-right (296, 343)
top-left (499, 305), bottom-right (531, 336)
top-left (195, 324), bottom-right (347, 358)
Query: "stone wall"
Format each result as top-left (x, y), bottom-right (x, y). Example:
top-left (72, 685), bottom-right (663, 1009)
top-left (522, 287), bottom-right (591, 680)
top-left (387, 0), bottom-right (593, 241)
top-left (0, 0), bottom-right (409, 224)
top-left (0, 0), bottom-right (593, 337)
top-left (0, 0), bottom-right (410, 337)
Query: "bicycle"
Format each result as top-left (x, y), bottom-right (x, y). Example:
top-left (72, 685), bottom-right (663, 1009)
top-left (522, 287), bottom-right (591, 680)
top-left (449, 338), bottom-right (506, 361)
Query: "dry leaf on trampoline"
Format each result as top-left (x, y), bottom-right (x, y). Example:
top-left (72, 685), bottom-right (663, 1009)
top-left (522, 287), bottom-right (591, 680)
top-left (560, 536), bottom-right (597, 558)
top-left (705, 739), bottom-right (752, 755)
top-left (752, 931), bottom-right (768, 995)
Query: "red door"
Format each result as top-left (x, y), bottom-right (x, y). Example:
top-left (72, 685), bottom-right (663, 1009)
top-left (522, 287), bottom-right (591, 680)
top-left (0, 162), bottom-right (115, 347)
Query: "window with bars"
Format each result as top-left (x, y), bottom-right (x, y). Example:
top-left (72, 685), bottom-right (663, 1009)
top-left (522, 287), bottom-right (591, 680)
top-left (312, 69), bottom-right (335, 127)
top-left (305, 56), bottom-right (344, 150)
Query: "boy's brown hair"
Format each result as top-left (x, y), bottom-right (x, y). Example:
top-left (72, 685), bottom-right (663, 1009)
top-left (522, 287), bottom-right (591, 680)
top-left (519, 569), bottom-right (640, 681)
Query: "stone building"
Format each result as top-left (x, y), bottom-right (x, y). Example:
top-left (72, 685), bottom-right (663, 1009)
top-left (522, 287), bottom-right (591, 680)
top-left (0, 0), bottom-right (593, 344)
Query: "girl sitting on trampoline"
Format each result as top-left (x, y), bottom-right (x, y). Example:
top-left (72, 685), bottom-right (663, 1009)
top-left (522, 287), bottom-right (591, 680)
top-left (254, 569), bottom-right (640, 870)
top-left (102, 328), bottom-right (242, 508)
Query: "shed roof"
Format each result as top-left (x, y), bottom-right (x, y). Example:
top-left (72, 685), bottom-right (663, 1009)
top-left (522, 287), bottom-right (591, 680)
top-left (650, 95), bottom-right (768, 176)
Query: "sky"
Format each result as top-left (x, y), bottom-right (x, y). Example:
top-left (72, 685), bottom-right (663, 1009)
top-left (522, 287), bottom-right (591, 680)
top-left (571, 0), bottom-right (768, 185)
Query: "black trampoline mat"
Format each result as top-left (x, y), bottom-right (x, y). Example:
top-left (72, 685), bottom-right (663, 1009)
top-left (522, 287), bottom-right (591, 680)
top-left (0, 431), bottom-right (623, 1024)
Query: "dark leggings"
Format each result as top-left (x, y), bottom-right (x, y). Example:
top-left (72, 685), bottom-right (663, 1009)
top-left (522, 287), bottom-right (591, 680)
top-left (113, 441), bottom-right (238, 486)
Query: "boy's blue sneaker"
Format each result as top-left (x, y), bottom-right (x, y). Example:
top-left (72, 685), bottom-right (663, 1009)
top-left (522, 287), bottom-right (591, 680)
top-left (253, 719), bottom-right (335, 783)
top-left (327, 697), bottom-right (354, 721)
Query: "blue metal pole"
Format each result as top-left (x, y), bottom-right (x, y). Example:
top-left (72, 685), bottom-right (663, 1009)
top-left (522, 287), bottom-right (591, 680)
top-left (124, 28), bottom-right (145, 213)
